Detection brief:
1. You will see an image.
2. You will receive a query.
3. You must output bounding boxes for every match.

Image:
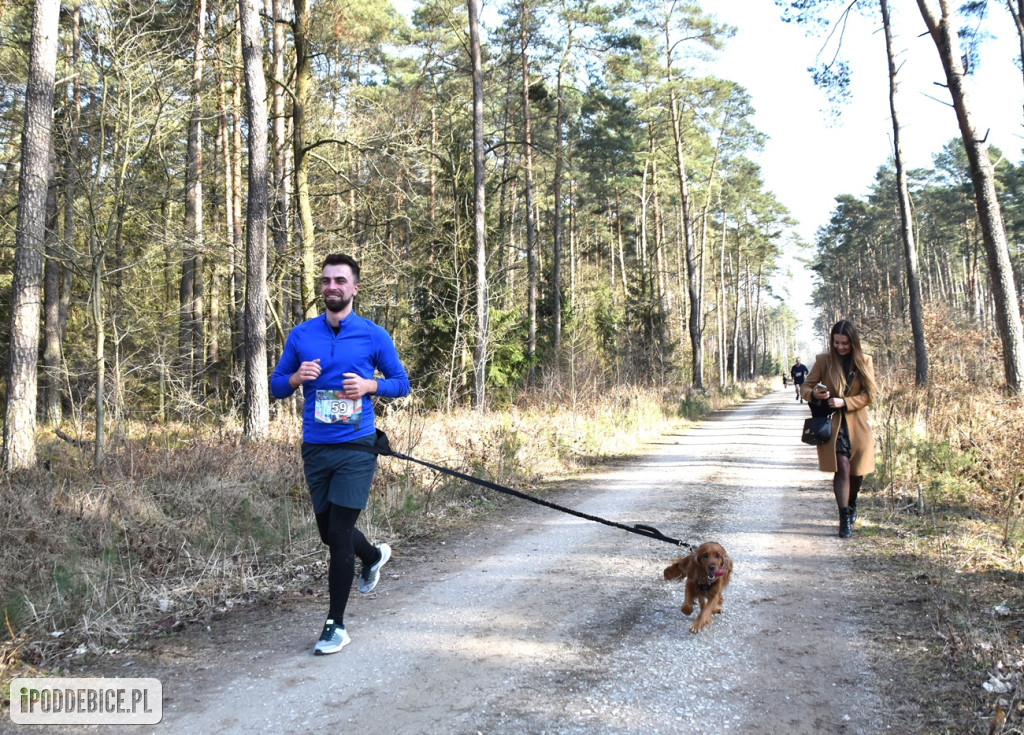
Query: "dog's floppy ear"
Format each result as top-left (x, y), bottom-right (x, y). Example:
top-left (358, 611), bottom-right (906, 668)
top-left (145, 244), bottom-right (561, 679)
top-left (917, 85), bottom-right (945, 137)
top-left (721, 548), bottom-right (733, 575)
top-left (663, 554), bottom-right (693, 581)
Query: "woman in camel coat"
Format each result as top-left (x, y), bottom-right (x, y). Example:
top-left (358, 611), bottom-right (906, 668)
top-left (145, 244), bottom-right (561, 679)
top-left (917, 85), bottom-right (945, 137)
top-left (801, 320), bottom-right (877, 538)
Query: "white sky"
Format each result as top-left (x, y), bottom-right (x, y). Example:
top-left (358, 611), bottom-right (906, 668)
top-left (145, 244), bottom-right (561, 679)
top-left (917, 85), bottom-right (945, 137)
top-left (698, 0), bottom-right (1023, 242)
top-left (694, 0), bottom-right (1023, 350)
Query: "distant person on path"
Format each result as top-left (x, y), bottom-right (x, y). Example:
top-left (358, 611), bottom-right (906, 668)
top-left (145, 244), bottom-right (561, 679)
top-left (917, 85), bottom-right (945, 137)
top-left (790, 357), bottom-right (809, 401)
top-left (802, 320), bottom-right (876, 539)
top-left (271, 253), bottom-right (410, 655)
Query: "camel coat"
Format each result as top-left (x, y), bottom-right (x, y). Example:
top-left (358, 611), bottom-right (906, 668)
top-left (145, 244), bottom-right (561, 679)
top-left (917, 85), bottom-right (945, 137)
top-left (801, 353), bottom-right (875, 476)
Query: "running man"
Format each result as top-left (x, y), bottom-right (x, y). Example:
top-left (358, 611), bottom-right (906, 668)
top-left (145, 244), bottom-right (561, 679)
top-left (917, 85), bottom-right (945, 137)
top-left (790, 357), bottom-right (809, 403)
top-left (271, 253), bottom-right (410, 655)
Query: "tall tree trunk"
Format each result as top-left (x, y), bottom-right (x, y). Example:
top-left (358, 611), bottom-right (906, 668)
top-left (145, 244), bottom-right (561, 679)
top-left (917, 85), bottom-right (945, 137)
top-left (569, 176), bottom-right (577, 311)
top-left (43, 141), bottom-right (61, 425)
top-left (232, 20), bottom-right (245, 366)
top-left (718, 200), bottom-right (727, 386)
top-left (3, 0), bottom-right (60, 471)
top-left (272, 0), bottom-right (290, 343)
top-left (881, 0), bottom-right (927, 386)
top-left (60, 5), bottom-right (79, 345)
top-left (520, 2), bottom-right (538, 388)
top-left (731, 246), bottom-right (741, 384)
top-left (181, 0), bottom-right (206, 395)
top-left (647, 127), bottom-right (665, 365)
top-left (179, 253), bottom-right (195, 389)
top-left (744, 261), bottom-right (754, 378)
top-left (552, 56), bottom-right (566, 355)
top-left (209, 260), bottom-right (221, 404)
top-left (49, 3), bottom-right (82, 425)
top-left (752, 262), bottom-right (763, 377)
top-left (469, 0), bottom-right (488, 411)
top-left (615, 189), bottom-right (628, 298)
top-left (350, 58), bottom-right (363, 248)
top-left (916, 0), bottom-right (1024, 392)
top-left (665, 33), bottom-right (702, 389)
top-left (497, 61), bottom-right (512, 280)
top-left (293, 0), bottom-right (317, 318)
top-left (92, 262), bottom-right (105, 464)
top-left (639, 160), bottom-right (649, 301)
top-left (240, 0), bottom-right (270, 438)
top-left (193, 253), bottom-right (205, 396)
top-left (429, 107), bottom-right (437, 225)
top-left (697, 135), bottom-right (724, 377)
top-left (89, 106), bottom-right (131, 460)
top-left (213, 12), bottom-right (231, 403)
top-left (347, 146), bottom-right (357, 242)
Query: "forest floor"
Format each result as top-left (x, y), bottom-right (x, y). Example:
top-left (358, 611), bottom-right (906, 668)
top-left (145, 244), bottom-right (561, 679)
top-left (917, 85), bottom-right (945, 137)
top-left (1, 389), bottom-right (993, 734)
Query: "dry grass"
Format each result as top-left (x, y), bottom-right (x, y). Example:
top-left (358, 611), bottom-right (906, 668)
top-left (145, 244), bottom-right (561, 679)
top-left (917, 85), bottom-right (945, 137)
top-left (0, 379), bottom-right (771, 690)
top-left (862, 311), bottom-right (1024, 734)
top-left (0, 427), bottom-right (314, 670)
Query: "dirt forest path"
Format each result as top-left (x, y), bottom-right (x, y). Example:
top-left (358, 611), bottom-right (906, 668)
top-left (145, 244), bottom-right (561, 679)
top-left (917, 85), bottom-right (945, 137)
top-left (59, 388), bottom-right (893, 734)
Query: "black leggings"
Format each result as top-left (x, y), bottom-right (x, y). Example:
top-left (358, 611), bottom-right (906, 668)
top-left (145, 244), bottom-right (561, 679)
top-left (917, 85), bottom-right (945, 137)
top-left (315, 504), bottom-right (377, 625)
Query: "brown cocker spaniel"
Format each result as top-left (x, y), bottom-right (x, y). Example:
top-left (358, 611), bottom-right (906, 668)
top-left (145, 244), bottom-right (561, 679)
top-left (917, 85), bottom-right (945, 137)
top-left (663, 541), bottom-right (733, 633)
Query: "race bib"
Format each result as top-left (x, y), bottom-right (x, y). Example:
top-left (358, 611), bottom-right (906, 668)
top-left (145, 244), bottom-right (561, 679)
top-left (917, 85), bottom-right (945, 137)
top-left (314, 390), bottom-right (363, 426)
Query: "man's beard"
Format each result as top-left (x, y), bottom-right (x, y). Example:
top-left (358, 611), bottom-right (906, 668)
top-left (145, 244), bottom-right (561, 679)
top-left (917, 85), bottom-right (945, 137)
top-left (324, 294), bottom-right (351, 313)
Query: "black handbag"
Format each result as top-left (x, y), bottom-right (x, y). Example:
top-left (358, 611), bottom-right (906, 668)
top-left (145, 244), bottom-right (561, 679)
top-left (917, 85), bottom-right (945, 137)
top-left (801, 414), bottom-right (833, 445)
top-left (800, 370), bottom-right (851, 446)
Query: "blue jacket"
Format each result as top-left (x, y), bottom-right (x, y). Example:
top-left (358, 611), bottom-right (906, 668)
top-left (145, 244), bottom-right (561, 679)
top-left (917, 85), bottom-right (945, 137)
top-left (270, 312), bottom-right (410, 443)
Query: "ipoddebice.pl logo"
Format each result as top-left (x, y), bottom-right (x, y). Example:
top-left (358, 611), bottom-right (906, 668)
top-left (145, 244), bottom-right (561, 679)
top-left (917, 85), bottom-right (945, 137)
top-left (9, 677), bottom-right (162, 725)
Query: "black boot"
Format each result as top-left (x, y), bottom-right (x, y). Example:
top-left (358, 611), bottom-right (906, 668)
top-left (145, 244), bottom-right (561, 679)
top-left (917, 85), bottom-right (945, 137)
top-left (838, 507), bottom-right (852, 538)
top-left (848, 501), bottom-right (857, 526)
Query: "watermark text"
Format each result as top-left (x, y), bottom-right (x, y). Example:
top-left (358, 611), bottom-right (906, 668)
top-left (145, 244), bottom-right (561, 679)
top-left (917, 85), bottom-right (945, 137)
top-left (9, 677), bottom-right (162, 725)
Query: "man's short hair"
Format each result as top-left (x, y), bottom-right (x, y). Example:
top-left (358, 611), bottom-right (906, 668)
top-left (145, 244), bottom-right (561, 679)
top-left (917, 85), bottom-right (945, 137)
top-left (321, 253), bottom-right (360, 282)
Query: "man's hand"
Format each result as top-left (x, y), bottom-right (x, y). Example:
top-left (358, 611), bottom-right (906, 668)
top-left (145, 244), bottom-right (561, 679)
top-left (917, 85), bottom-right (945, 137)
top-left (342, 372), bottom-right (378, 399)
top-left (290, 358), bottom-right (321, 388)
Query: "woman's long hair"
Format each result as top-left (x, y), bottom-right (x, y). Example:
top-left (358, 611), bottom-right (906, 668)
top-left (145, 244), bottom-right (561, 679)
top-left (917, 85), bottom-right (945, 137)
top-left (824, 320), bottom-right (877, 399)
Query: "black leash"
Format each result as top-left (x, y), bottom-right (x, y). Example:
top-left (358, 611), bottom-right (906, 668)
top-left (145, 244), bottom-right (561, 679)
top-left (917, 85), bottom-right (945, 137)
top-left (340, 430), bottom-right (690, 549)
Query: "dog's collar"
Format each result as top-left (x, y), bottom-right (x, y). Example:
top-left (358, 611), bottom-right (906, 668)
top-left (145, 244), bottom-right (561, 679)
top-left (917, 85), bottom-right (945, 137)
top-left (698, 578), bottom-right (716, 592)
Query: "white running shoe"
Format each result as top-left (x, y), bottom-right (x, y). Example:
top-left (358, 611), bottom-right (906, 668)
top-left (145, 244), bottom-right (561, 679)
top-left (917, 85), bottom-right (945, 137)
top-left (313, 620), bottom-right (350, 655)
top-left (358, 543), bottom-right (391, 594)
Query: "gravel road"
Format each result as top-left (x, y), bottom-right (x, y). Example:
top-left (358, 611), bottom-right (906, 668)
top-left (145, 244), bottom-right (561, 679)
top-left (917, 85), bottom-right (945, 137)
top-left (36, 388), bottom-right (894, 734)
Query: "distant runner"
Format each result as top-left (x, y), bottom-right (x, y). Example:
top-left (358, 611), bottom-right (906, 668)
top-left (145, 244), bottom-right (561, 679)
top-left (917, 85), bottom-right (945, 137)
top-left (790, 357), bottom-right (809, 402)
